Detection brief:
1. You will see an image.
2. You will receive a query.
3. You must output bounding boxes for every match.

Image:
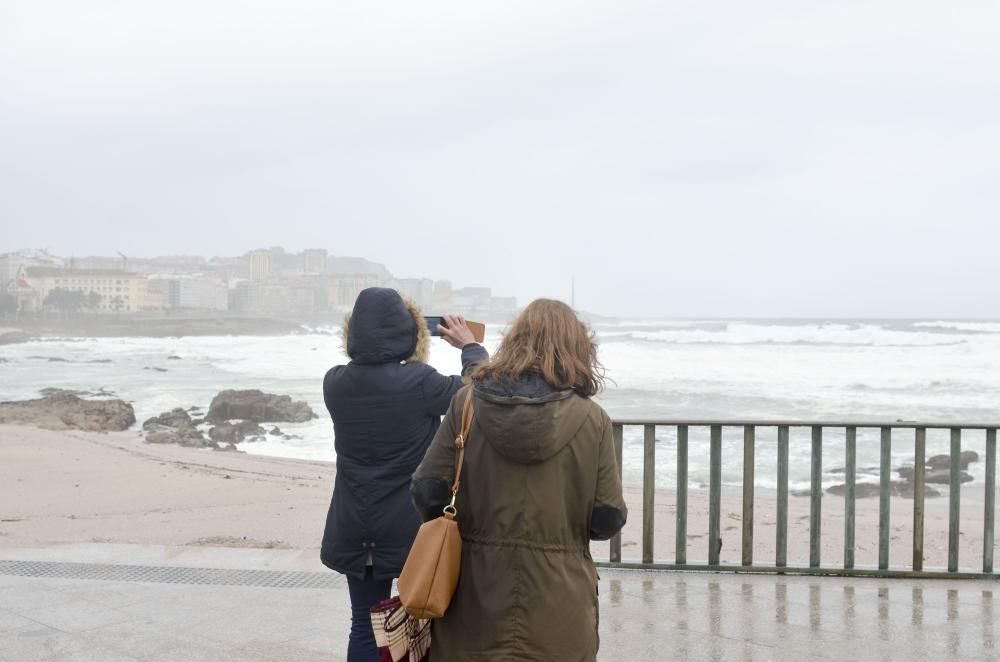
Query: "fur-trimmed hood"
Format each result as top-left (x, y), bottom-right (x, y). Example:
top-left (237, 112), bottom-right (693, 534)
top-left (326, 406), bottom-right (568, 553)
top-left (341, 287), bottom-right (430, 364)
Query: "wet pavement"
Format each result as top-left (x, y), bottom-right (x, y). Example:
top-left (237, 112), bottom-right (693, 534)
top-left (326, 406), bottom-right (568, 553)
top-left (0, 544), bottom-right (995, 661)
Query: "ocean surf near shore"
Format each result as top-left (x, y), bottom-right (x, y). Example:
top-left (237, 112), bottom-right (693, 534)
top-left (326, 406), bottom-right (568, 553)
top-left (1, 318), bottom-right (999, 493)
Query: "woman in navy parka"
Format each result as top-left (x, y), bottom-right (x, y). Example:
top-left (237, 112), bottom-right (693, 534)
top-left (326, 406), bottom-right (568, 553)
top-left (320, 287), bottom-right (488, 661)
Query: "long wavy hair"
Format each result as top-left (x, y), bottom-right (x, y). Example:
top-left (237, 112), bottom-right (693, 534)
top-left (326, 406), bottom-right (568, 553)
top-left (473, 298), bottom-right (604, 397)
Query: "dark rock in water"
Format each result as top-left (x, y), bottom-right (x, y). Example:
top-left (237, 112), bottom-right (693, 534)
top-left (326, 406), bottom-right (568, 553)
top-left (167, 355), bottom-right (183, 360)
top-left (827, 481), bottom-right (941, 498)
top-left (190, 417), bottom-right (205, 426)
top-left (828, 483), bottom-right (882, 499)
top-left (145, 427), bottom-right (215, 448)
top-left (270, 426), bottom-right (282, 435)
top-left (47, 357), bottom-right (70, 362)
top-left (143, 366), bottom-right (169, 372)
top-left (39, 387), bottom-right (118, 399)
top-left (206, 389), bottom-right (317, 423)
top-left (142, 407), bottom-right (215, 448)
top-left (86, 359), bottom-right (113, 364)
top-left (214, 443), bottom-right (243, 453)
top-left (925, 469), bottom-right (974, 485)
top-left (927, 451), bottom-right (979, 471)
top-left (0, 392), bottom-right (135, 431)
top-left (892, 481), bottom-right (942, 498)
top-left (145, 431), bottom-right (176, 444)
top-left (209, 421), bottom-right (266, 444)
top-left (143, 408), bottom-right (193, 432)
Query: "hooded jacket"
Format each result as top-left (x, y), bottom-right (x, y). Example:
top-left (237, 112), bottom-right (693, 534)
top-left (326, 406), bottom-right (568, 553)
top-left (320, 287), bottom-right (488, 580)
top-left (411, 375), bottom-right (627, 662)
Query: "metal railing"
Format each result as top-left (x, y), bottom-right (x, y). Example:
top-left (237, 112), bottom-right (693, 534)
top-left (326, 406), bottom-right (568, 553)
top-left (598, 420), bottom-right (999, 579)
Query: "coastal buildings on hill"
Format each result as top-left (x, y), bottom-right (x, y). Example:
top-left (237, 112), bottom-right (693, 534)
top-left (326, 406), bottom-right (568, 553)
top-left (0, 247), bottom-right (517, 320)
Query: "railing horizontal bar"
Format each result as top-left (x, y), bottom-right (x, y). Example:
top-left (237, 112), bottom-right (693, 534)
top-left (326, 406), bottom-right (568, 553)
top-left (593, 561), bottom-right (1000, 580)
top-left (611, 419), bottom-right (1000, 430)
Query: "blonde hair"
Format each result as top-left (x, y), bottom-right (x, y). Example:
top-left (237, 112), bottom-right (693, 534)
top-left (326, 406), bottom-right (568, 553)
top-left (473, 299), bottom-right (604, 396)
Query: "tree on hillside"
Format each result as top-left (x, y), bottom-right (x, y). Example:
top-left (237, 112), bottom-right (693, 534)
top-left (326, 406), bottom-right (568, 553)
top-left (43, 288), bottom-right (87, 315)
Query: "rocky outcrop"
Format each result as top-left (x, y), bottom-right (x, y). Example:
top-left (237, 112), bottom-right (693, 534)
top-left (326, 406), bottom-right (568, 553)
top-left (143, 408), bottom-right (194, 431)
top-left (0, 392), bottom-right (135, 431)
top-left (142, 407), bottom-right (214, 448)
top-left (206, 390), bottom-right (317, 424)
top-left (0, 330), bottom-right (30, 345)
top-left (828, 450), bottom-right (982, 498)
top-left (896, 465), bottom-right (974, 485)
top-left (827, 481), bottom-right (941, 499)
top-left (927, 451), bottom-right (979, 471)
top-left (208, 421), bottom-right (266, 444)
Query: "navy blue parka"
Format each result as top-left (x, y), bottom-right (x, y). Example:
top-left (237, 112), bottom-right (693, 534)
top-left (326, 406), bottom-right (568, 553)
top-left (320, 288), bottom-right (488, 580)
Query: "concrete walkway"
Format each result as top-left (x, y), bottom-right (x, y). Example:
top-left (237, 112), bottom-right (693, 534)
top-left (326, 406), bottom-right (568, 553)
top-left (0, 544), bottom-right (996, 661)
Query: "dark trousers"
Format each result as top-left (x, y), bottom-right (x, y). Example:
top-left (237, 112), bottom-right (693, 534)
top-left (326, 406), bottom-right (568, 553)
top-left (346, 566), bottom-right (392, 662)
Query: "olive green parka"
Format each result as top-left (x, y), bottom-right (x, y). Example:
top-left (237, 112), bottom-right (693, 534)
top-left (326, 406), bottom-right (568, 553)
top-left (411, 377), bottom-right (627, 662)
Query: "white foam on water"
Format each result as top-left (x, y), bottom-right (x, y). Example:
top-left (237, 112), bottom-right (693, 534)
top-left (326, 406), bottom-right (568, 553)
top-left (3, 319), bottom-right (998, 487)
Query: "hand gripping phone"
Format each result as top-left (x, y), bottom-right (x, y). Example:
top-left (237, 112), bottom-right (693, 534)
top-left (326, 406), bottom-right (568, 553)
top-left (424, 316), bottom-right (486, 343)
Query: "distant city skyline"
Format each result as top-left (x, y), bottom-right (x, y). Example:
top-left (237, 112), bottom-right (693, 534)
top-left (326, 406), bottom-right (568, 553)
top-left (2, 1), bottom-right (998, 318)
top-left (0, 245), bottom-right (518, 320)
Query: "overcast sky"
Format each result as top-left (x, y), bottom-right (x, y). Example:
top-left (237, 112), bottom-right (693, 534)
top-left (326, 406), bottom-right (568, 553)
top-left (1, 1), bottom-right (998, 318)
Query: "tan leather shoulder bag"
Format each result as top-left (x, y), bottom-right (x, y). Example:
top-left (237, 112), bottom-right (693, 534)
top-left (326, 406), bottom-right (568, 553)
top-left (398, 389), bottom-right (474, 619)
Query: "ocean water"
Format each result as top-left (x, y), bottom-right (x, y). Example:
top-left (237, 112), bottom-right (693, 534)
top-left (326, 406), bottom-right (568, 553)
top-left (2, 319), bottom-right (999, 492)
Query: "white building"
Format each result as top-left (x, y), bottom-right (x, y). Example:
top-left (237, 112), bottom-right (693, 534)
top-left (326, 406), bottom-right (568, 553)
top-left (149, 276), bottom-right (229, 311)
top-left (0, 250), bottom-right (65, 290)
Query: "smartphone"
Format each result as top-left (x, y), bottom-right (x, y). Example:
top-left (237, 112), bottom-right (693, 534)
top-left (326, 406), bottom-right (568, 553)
top-left (424, 316), bottom-right (446, 336)
top-left (424, 316), bottom-right (486, 343)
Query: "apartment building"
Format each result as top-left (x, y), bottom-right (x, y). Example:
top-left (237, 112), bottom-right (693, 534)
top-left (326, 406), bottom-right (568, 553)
top-left (19, 267), bottom-right (163, 312)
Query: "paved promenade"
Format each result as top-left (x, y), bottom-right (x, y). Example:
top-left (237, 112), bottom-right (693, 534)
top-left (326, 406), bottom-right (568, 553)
top-left (0, 544), bottom-right (996, 661)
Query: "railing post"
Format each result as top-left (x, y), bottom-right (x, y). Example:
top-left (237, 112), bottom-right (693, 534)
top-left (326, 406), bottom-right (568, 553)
top-left (610, 423), bottom-right (624, 563)
top-left (810, 426), bottom-right (823, 568)
top-left (948, 428), bottom-right (961, 573)
top-left (709, 425), bottom-right (722, 566)
top-left (676, 425), bottom-right (688, 565)
top-left (742, 425), bottom-right (755, 566)
top-left (642, 424), bottom-right (656, 564)
top-left (879, 427), bottom-right (892, 570)
top-left (913, 427), bottom-right (926, 572)
top-left (844, 427), bottom-right (856, 569)
top-left (776, 426), bottom-right (789, 568)
top-left (985, 429), bottom-right (996, 574)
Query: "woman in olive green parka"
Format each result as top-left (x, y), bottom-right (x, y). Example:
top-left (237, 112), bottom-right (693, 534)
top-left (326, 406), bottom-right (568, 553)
top-left (412, 299), bottom-right (627, 662)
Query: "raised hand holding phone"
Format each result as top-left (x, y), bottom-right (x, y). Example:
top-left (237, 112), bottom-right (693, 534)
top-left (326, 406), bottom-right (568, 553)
top-left (438, 314), bottom-right (477, 349)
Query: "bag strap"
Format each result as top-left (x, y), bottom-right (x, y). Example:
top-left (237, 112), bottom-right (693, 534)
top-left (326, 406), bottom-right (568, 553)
top-left (445, 389), bottom-right (474, 517)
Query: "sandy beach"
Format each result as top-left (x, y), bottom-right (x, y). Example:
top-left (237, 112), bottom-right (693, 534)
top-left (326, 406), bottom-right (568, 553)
top-left (0, 424), bottom-right (992, 572)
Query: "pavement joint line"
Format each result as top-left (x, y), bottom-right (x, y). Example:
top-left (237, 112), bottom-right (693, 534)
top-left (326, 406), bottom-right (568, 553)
top-left (0, 560), bottom-right (340, 590)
